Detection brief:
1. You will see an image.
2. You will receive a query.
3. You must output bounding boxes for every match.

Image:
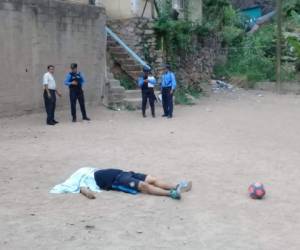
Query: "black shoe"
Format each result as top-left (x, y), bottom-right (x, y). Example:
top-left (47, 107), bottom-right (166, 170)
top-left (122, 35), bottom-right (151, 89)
top-left (143, 114), bottom-right (146, 118)
top-left (72, 118), bottom-right (77, 122)
top-left (162, 114), bottom-right (168, 117)
top-left (167, 115), bottom-right (173, 119)
top-left (53, 120), bottom-right (59, 124)
top-left (47, 121), bottom-right (55, 125)
top-left (152, 113), bottom-right (156, 118)
top-left (83, 117), bottom-right (91, 121)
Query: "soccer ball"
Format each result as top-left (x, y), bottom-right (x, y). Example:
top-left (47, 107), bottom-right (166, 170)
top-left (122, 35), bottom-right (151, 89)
top-left (248, 182), bottom-right (266, 199)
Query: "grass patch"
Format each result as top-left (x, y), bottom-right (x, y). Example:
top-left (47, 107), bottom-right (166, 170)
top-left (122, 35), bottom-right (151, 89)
top-left (174, 86), bottom-right (202, 105)
top-left (117, 75), bottom-right (136, 90)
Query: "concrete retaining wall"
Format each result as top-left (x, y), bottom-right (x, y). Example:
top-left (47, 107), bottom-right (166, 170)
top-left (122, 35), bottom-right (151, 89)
top-left (0, 0), bottom-right (106, 117)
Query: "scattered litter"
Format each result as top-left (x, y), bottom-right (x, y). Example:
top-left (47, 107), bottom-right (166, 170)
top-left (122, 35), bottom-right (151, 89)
top-left (212, 80), bottom-right (235, 93)
top-left (108, 106), bottom-right (122, 111)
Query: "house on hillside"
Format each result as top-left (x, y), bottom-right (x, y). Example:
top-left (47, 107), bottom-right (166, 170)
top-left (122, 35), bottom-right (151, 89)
top-left (230, 0), bottom-right (275, 14)
top-left (95, 0), bottom-right (202, 22)
top-left (70, 0), bottom-right (202, 22)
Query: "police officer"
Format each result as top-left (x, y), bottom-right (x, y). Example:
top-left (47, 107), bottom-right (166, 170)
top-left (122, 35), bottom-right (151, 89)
top-left (160, 64), bottom-right (176, 118)
top-left (64, 63), bottom-right (90, 122)
top-left (138, 66), bottom-right (157, 118)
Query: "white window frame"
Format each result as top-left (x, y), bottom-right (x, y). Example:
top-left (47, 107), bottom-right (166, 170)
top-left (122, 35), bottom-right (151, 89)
top-left (172, 0), bottom-right (185, 10)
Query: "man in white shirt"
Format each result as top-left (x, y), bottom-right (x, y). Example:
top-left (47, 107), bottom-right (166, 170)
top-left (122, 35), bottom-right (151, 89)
top-left (43, 65), bottom-right (61, 125)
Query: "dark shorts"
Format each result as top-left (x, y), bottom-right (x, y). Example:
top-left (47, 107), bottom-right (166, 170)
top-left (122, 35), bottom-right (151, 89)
top-left (112, 171), bottom-right (147, 194)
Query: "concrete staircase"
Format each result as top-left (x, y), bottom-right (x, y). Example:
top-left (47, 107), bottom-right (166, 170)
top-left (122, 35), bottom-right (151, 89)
top-left (107, 36), bottom-right (142, 81)
top-left (107, 36), bottom-right (143, 110)
top-left (106, 31), bottom-right (163, 110)
top-left (123, 89), bottom-right (161, 110)
top-left (103, 71), bottom-right (126, 110)
top-left (123, 90), bottom-right (142, 110)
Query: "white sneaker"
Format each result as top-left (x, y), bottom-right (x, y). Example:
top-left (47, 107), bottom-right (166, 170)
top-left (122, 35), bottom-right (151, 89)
top-left (177, 180), bottom-right (192, 193)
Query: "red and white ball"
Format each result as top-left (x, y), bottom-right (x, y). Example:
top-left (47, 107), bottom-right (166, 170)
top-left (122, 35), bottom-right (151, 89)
top-left (248, 182), bottom-right (266, 199)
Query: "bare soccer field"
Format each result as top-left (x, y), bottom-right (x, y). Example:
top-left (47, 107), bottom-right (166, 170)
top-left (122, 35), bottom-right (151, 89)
top-left (0, 90), bottom-right (300, 250)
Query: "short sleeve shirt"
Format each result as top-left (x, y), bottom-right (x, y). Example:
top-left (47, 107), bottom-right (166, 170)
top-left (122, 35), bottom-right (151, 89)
top-left (43, 72), bottom-right (56, 90)
top-left (94, 169), bottom-right (123, 190)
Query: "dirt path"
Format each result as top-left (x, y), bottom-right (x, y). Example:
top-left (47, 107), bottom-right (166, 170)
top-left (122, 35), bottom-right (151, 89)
top-left (1, 90), bottom-right (300, 250)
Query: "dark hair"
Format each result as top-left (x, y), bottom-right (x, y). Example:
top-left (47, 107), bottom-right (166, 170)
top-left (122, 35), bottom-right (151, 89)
top-left (143, 66), bottom-right (151, 73)
top-left (71, 63), bottom-right (78, 69)
top-left (47, 65), bottom-right (54, 70)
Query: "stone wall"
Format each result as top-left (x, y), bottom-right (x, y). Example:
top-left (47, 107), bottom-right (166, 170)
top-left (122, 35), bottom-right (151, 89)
top-left (176, 35), bottom-right (225, 88)
top-left (0, 0), bottom-right (106, 117)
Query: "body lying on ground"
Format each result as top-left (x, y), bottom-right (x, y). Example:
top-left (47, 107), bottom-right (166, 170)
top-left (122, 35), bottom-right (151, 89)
top-left (50, 167), bottom-right (192, 200)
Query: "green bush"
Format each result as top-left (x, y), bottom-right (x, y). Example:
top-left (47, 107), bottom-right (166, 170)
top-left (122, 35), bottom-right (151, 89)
top-left (284, 0), bottom-right (300, 17)
top-left (214, 25), bottom-right (277, 83)
top-left (174, 88), bottom-right (192, 105)
top-left (117, 75), bottom-right (136, 90)
top-left (222, 26), bottom-right (243, 44)
top-left (154, 18), bottom-right (195, 60)
top-left (174, 86), bottom-right (201, 105)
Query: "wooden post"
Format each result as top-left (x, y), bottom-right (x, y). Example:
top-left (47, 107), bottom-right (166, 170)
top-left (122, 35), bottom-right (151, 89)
top-left (154, 0), bottom-right (160, 18)
top-left (150, 0), bottom-right (155, 19)
top-left (276, 0), bottom-right (282, 93)
top-left (141, 0), bottom-right (148, 18)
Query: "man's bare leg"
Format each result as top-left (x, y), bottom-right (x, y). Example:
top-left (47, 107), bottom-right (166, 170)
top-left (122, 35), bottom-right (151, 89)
top-left (138, 182), bottom-right (181, 199)
top-left (80, 187), bottom-right (96, 199)
top-left (145, 175), bottom-right (176, 190)
top-left (145, 176), bottom-right (192, 192)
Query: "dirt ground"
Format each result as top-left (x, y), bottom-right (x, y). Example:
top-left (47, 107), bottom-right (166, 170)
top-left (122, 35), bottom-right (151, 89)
top-left (1, 89), bottom-right (300, 250)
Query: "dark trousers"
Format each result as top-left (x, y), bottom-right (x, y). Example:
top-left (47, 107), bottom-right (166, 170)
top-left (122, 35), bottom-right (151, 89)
top-left (142, 88), bottom-right (155, 116)
top-left (69, 87), bottom-right (87, 119)
top-left (43, 89), bottom-right (56, 123)
top-left (162, 86), bottom-right (173, 117)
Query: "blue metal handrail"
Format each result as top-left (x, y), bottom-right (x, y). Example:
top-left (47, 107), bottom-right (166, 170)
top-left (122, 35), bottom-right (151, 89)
top-left (256, 11), bottom-right (276, 25)
top-left (105, 26), bottom-right (151, 70)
